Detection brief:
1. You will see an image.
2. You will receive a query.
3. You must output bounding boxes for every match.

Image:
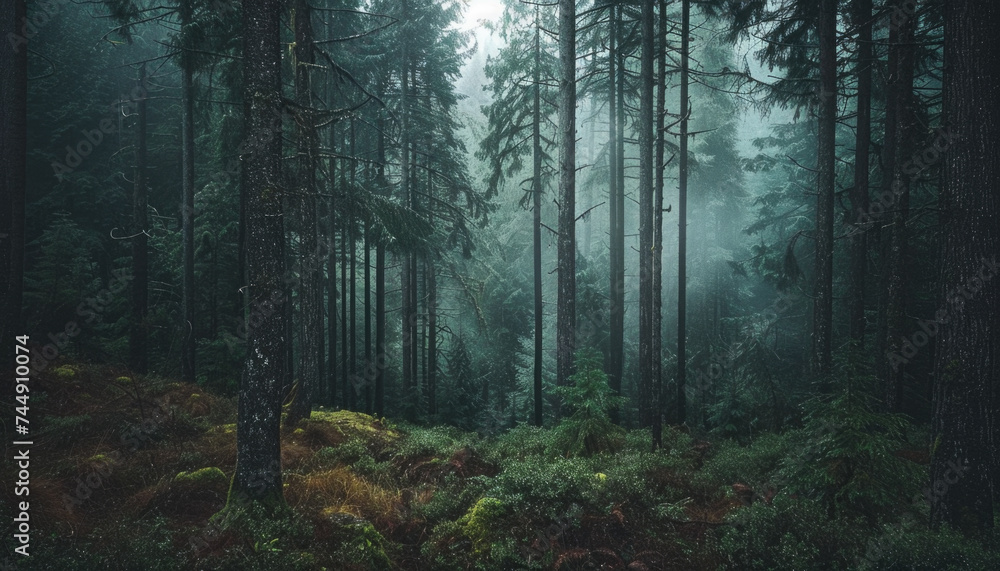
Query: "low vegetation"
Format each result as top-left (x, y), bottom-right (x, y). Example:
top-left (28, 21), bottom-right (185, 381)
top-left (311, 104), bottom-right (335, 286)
top-left (2, 361), bottom-right (997, 570)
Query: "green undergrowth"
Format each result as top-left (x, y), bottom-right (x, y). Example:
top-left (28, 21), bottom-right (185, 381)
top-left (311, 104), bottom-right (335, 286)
top-left (2, 361), bottom-right (997, 570)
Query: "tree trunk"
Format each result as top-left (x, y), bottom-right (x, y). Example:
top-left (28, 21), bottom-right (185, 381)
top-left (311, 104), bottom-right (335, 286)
top-left (556, 0), bottom-right (577, 397)
top-left (427, 256), bottom-right (437, 415)
top-left (130, 64), bottom-right (149, 374)
top-left (400, 13), bottom-right (415, 401)
top-left (375, 109), bottom-right (387, 417)
top-left (607, 1), bottom-right (623, 426)
top-left (813, 0), bottom-right (837, 382)
top-left (847, 0), bottom-right (872, 348)
top-left (287, 0), bottom-right (319, 426)
top-left (180, 0), bottom-right (196, 384)
top-left (364, 225), bottom-right (372, 413)
top-left (341, 223), bottom-right (349, 407)
top-left (651, 0), bottom-right (667, 447)
top-left (931, 0), bottom-right (999, 534)
top-left (638, 0), bottom-right (655, 429)
top-left (879, 0), bottom-right (918, 412)
top-left (677, 0), bottom-right (690, 425)
top-left (327, 122), bottom-right (338, 407)
top-left (327, 191), bottom-right (338, 407)
top-left (230, 0), bottom-right (285, 509)
top-left (349, 122), bottom-right (358, 411)
top-left (532, 8), bottom-right (545, 427)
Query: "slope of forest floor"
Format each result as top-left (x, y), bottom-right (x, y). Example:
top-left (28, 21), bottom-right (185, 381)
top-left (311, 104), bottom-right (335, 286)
top-left (2, 363), bottom-right (997, 570)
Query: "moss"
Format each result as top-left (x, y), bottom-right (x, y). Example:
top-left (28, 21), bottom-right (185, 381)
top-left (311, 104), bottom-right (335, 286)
top-left (115, 376), bottom-right (132, 384)
top-left (309, 410), bottom-right (401, 439)
top-left (459, 497), bottom-right (505, 555)
top-left (52, 365), bottom-right (77, 379)
top-left (87, 453), bottom-right (115, 465)
top-left (212, 423), bottom-right (237, 434)
top-left (174, 467), bottom-right (228, 491)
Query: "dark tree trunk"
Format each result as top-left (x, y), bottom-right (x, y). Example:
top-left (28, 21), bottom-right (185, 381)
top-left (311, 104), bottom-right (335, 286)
top-left (0, 0), bottom-right (27, 365)
top-left (339, 124), bottom-right (350, 408)
top-left (180, 0), bottom-right (196, 384)
top-left (130, 64), bottom-right (149, 374)
top-left (607, 1), bottom-right (624, 426)
top-left (400, 17), bottom-right (415, 401)
top-left (327, 193), bottom-right (338, 407)
top-left (427, 256), bottom-right (437, 415)
top-left (375, 110), bottom-right (387, 417)
top-left (651, 0), bottom-right (667, 447)
top-left (614, 4), bottom-right (626, 422)
top-left (424, 130), bottom-right (437, 416)
top-left (847, 0), bottom-right (872, 348)
top-left (349, 122), bottom-right (358, 411)
top-left (341, 223), bottom-right (349, 407)
top-left (364, 225), bottom-right (372, 413)
top-left (931, 0), bottom-right (999, 534)
top-left (813, 0), bottom-right (837, 382)
top-left (327, 123), bottom-right (338, 407)
top-left (532, 8), bottom-right (544, 427)
top-left (879, 0), bottom-right (918, 412)
top-left (638, 0), bottom-right (655, 429)
top-left (287, 0), bottom-right (319, 426)
top-left (556, 0), bottom-right (577, 397)
top-left (677, 0), bottom-right (690, 425)
top-left (230, 0), bottom-right (285, 509)
top-left (375, 241), bottom-right (386, 416)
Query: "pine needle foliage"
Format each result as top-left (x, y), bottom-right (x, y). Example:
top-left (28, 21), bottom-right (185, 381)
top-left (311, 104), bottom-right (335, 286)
top-left (777, 352), bottom-right (923, 524)
top-left (551, 349), bottom-right (626, 457)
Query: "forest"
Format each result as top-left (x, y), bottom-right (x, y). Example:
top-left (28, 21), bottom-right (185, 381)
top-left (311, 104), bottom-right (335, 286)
top-left (0, 0), bottom-right (998, 568)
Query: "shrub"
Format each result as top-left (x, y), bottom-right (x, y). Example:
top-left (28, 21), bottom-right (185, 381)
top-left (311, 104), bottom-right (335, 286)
top-left (396, 424), bottom-right (478, 460)
top-left (485, 455), bottom-right (598, 519)
top-left (483, 424), bottom-right (555, 463)
top-left (696, 432), bottom-right (791, 493)
top-left (715, 495), bottom-right (866, 570)
top-left (858, 522), bottom-right (1000, 570)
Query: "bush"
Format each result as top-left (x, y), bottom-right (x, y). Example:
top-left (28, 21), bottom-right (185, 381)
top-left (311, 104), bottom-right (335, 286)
top-left (396, 424), bottom-right (478, 460)
top-left (715, 495), bottom-right (866, 570)
top-left (484, 454), bottom-right (598, 519)
top-left (696, 432), bottom-right (791, 493)
top-left (858, 522), bottom-right (1000, 570)
top-left (483, 424), bottom-right (555, 463)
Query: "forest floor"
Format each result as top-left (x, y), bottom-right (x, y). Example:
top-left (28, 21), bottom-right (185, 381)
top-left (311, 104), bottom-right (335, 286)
top-left (2, 363), bottom-right (996, 570)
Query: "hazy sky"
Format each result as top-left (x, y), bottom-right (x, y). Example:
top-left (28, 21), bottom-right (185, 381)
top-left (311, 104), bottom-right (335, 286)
top-left (462, 0), bottom-right (505, 30)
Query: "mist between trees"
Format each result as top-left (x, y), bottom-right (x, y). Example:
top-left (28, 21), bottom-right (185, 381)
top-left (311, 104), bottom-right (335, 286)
top-left (1, 0), bottom-right (998, 568)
